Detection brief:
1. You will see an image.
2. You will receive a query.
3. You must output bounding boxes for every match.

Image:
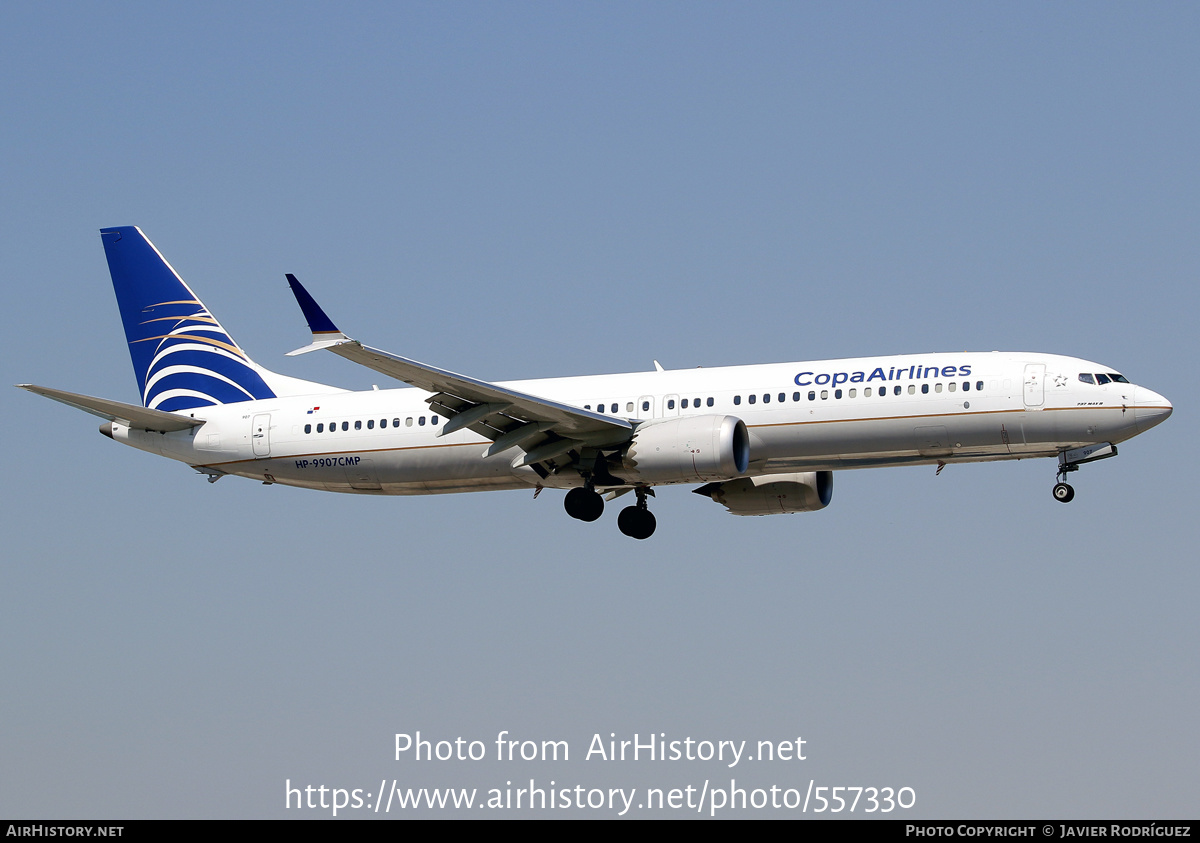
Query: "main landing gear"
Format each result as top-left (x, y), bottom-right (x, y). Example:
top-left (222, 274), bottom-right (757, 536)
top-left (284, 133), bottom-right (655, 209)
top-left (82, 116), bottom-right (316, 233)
top-left (617, 488), bottom-right (656, 540)
top-left (564, 485), bottom-right (604, 522)
top-left (563, 483), bottom-right (657, 539)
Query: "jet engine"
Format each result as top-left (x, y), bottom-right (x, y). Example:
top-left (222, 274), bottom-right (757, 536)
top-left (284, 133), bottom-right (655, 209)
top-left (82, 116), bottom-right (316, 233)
top-left (694, 471), bottom-right (833, 516)
top-left (617, 415), bottom-right (750, 484)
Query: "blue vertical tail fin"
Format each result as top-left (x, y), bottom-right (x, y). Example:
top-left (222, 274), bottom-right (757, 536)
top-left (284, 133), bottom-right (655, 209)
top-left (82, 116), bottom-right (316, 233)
top-left (100, 226), bottom-right (336, 410)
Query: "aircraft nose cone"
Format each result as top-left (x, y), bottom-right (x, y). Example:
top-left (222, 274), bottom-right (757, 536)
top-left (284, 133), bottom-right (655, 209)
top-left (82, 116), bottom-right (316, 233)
top-left (1134, 386), bottom-right (1172, 433)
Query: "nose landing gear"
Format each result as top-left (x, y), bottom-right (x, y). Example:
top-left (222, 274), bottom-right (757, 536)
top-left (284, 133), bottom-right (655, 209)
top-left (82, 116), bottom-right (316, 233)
top-left (1052, 443), bottom-right (1118, 504)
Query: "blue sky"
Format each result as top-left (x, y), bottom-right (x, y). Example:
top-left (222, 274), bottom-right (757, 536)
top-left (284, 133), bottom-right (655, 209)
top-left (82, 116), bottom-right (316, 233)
top-left (2, 2), bottom-right (1196, 818)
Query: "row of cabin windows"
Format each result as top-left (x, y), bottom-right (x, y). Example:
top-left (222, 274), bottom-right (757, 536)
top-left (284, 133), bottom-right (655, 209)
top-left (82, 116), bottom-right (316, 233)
top-left (733, 381), bottom-right (985, 404)
top-left (585, 398), bottom-right (717, 413)
top-left (303, 415), bottom-right (439, 434)
top-left (302, 379), bottom-right (988, 433)
top-left (667, 397), bottom-right (714, 410)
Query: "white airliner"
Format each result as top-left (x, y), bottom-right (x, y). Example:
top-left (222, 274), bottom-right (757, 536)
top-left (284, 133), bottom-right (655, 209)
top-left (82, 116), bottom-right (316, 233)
top-left (19, 226), bottom-right (1173, 539)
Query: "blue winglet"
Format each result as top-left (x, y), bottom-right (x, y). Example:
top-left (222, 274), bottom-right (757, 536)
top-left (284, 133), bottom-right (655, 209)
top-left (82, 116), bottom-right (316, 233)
top-left (285, 274), bottom-right (352, 356)
top-left (286, 273), bottom-right (342, 335)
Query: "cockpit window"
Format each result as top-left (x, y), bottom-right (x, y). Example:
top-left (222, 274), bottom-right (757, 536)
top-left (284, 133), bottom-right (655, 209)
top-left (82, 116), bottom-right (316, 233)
top-left (1108, 373), bottom-right (1129, 383)
top-left (1095, 373), bottom-right (1112, 385)
top-left (1079, 373), bottom-right (1095, 385)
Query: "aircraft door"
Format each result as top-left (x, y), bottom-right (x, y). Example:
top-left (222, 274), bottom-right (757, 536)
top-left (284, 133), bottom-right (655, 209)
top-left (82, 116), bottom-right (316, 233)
top-left (251, 413), bottom-right (271, 457)
top-left (1023, 364), bottom-right (1045, 409)
top-left (663, 394), bottom-right (680, 416)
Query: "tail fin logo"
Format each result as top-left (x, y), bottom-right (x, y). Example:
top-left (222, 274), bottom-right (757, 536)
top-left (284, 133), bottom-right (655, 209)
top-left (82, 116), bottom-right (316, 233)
top-left (134, 299), bottom-right (276, 411)
top-left (101, 226), bottom-right (277, 411)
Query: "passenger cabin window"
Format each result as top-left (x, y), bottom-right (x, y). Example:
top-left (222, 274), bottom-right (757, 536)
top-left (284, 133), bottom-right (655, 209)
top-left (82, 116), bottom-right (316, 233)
top-left (304, 424), bottom-right (312, 434)
top-left (643, 400), bottom-right (651, 412)
top-left (355, 420), bottom-right (362, 430)
top-left (667, 399), bottom-right (676, 410)
top-left (706, 397), bottom-right (714, 407)
top-left (921, 384), bottom-right (929, 394)
top-left (367, 419), bottom-right (374, 429)
top-left (734, 396), bottom-right (741, 405)
top-left (748, 394), bottom-right (756, 404)
top-left (341, 422), bottom-right (349, 431)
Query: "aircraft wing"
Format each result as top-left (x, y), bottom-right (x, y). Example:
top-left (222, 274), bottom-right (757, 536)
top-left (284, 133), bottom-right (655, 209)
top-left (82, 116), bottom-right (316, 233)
top-left (16, 384), bottom-right (206, 432)
top-left (284, 275), bottom-right (634, 462)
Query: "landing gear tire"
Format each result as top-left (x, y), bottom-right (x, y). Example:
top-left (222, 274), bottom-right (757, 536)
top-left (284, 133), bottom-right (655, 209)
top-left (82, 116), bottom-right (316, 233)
top-left (1053, 482), bottom-right (1075, 503)
top-left (618, 505), bottom-right (657, 540)
top-left (564, 487), bottom-right (604, 522)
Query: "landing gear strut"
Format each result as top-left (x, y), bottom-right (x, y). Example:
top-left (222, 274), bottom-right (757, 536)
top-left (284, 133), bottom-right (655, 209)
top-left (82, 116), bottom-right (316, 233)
top-left (1053, 456), bottom-right (1078, 504)
top-left (618, 487), bottom-right (657, 540)
top-left (1051, 443), bottom-right (1117, 504)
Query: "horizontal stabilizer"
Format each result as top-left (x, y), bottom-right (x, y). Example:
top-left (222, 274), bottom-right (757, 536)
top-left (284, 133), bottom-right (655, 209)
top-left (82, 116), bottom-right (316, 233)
top-left (16, 384), bottom-right (205, 432)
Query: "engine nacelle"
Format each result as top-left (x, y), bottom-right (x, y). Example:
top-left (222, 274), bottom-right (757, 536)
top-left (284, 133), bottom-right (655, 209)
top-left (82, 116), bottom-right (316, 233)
top-left (618, 415), bottom-right (750, 484)
top-left (694, 471), bottom-right (833, 516)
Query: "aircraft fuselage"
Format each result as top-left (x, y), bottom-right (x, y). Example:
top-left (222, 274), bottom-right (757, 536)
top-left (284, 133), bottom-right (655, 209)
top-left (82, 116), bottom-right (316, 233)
top-left (109, 351), bottom-right (1170, 495)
